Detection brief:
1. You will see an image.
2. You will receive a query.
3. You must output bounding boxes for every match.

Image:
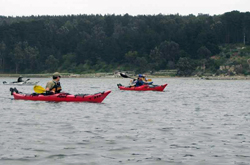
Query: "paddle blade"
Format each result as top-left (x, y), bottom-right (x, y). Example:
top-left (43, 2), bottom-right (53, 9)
top-left (120, 73), bottom-right (129, 78)
top-left (147, 79), bottom-right (152, 82)
top-left (34, 85), bottom-right (46, 93)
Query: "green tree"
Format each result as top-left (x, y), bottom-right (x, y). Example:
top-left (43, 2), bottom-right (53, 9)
top-left (24, 45), bottom-right (40, 73)
top-left (197, 46), bottom-right (212, 59)
top-left (45, 55), bottom-right (59, 72)
top-left (0, 41), bottom-right (6, 72)
top-left (12, 42), bottom-right (26, 74)
top-left (61, 53), bottom-right (77, 71)
top-left (125, 51), bottom-right (139, 64)
top-left (176, 57), bottom-right (196, 76)
top-left (135, 57), bottom-right (148, 73)
top-left (150, 41), bottom-right (180, 69)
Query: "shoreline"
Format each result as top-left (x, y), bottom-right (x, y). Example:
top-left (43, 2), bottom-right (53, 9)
top-left (196, 76), bottom-right (250, 80)
top-left (0, 73), bottom-right (250, 80)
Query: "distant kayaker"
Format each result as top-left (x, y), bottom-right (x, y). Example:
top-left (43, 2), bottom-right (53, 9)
top-left (45, 72), bottom-right (62, 94)
top-left (17, 75), bottom-right (23, 82)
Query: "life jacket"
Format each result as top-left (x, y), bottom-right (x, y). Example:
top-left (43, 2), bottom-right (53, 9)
top-left (135, 79), bottom-right (144, 87)
top-left (51, 81), bottom-right (62, 93)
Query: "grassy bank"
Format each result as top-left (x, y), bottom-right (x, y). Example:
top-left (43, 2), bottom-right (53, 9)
top-left (1, 73), bottom-right (250, 80)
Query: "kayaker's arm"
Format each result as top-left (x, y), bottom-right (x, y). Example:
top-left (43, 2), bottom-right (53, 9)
top-left (45, 82), bottom-right (55, 94)
top-left (46, 87), bottom-right (54, 92)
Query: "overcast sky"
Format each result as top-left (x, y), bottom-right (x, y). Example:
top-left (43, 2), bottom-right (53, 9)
top-left (0, 0), bottom-right (249, 17)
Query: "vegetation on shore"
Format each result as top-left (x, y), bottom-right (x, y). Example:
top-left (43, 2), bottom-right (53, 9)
top-left (0, 11), bottom-right (250, 77)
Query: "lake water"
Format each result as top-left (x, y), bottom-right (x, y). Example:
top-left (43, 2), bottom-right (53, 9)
top-left (0, 77), bottom-right (250, 165)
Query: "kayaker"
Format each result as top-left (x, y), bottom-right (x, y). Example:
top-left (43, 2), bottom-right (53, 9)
top-left (139, 74), bottom-right (154, 85)
top-left (17, 75), bottom-right (23, 82)
top-left (134, 75), bottom-right (145, 87)
top-left (45, 72), bottom-right (62, 94)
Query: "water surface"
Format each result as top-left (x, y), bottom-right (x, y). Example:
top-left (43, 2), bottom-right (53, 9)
top-left (0, 77), bottom-right (250, 165)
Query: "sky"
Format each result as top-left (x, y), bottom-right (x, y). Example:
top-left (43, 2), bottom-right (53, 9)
top-left (0, 0), bottom-right (249, 17)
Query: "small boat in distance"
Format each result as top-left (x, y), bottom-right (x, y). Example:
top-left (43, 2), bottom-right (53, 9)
top-left (3, 78), bottom-right (39, 86)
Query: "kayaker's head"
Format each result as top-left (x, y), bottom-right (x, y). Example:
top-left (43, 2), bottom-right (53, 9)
top-left (53, 72), bottom-right (61, 81)
top-left (19, 75), bottom-right (22, 78)
top-left (138, 74), bottom-right (145, 79)
top-left (137, 74), bottom-right (143, 80)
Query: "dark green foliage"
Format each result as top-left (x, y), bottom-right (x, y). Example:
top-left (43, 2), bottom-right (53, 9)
top-left (176, 57), bottom-right (196, 76)
top-left (197, 46), bottom-right (211, 59)
top-left (0, 11), bottom-right (249, 75)
top-left (45, 55), bottom-right (59, 72)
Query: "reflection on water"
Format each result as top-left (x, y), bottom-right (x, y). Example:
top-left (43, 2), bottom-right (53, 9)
top-left (0, 77), bottom-right (250, 165)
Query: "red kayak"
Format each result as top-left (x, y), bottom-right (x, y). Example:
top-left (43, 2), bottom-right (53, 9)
top-left (10, 88), bottom-right (111, 103)
top-left (117, 84), bottom-right (167, 91)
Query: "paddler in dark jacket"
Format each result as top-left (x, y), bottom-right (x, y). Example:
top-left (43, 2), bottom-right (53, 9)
top-left (134, 74), bottom-right (145, 87)
top-left (45, 72), bottom-right (62, 94)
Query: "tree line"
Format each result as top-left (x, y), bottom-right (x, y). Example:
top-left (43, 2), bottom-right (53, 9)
top-left (0, 10), bottom-right (249, 75)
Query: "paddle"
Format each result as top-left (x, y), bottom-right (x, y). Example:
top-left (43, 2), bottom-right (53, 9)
top-left (34, 85), bottom-right (46, 93)
top-left (24, 79), bottom-right (30, 83)
top-left (119, 73), bottom-right (152, 81)
top-left (120, 72), bottom-right (134, 79)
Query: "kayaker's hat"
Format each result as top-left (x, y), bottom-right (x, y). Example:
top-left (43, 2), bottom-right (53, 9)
top-left (53, 72), bottom-right (61, 78)
top-left (138, 74), bottom-right (144, 78)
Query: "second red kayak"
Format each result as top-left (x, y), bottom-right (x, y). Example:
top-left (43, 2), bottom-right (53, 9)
top-left (117, 84), bottom-right (167, 91)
